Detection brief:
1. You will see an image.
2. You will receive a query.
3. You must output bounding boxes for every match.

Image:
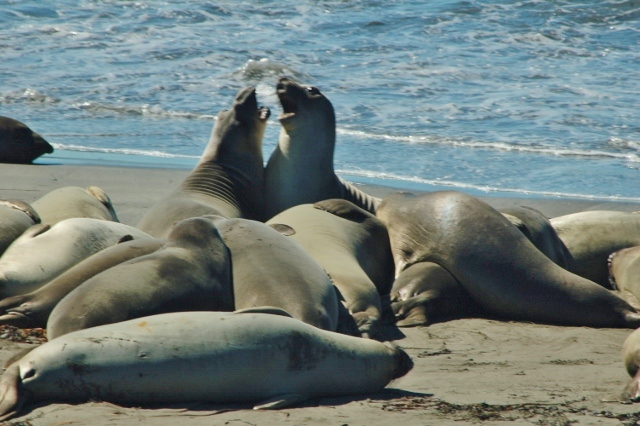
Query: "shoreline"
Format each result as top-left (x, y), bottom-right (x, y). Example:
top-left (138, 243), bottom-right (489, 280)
top-left (1, 162), bottom-right (640, 425)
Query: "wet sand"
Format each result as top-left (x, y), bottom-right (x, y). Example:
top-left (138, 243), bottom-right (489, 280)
top-left (1, 163), bottom-right (640, 425)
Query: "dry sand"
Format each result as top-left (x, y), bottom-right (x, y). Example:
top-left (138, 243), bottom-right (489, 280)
top-left (1, 163), bottom-right (640, 425)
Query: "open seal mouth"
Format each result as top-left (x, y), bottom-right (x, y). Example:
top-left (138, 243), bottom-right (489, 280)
top-left (258, 105), bottom-right (271, 121)
top-left (277, 90), bottom-right (296, 120)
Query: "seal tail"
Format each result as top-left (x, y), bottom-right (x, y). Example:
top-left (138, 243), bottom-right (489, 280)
top-left (0, 363), bottom-right (28, 421)
top-left (388, 342), bottom-right (414, 380)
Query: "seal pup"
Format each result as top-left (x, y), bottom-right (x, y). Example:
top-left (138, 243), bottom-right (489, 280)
top-left (376, 191), bottom-right (640, 328)
top-left (0, 237), bottom-right (164, 329)
top-left (0, 218), bottom-right (153, 298)
top-left (0, 309), bottom-right (413, 420)
top-left (264, 77), bottom-right (380, 220)
top-left (550, 210), bottom-right (640, 288)
top-left (499, 206), bottom-right (572, 268)
top-left (137, 87), bottom-right (270, 238)
top-left (267, 199), bottom-right (394, 337)
top-left (390, 261), bottom-right (480, 327)
top-left (214, 217), bottom-right (342, 332)
top-left (0, 200), bottom-right (40, 257)
top-left (0, 116), bottom-right (53, 164)
top-left (31, 186), bottom-right (119, 224)
top-left (47, 217), bottom-right (231, 339)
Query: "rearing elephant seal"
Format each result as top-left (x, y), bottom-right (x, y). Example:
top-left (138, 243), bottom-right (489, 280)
top-left (31, 186), bottom-right (119, 224)
top-left (550, 210), bottom-right (640, 288)
top-left (376, 191), bottom-right (640, 328)
top-left (264, 77), bottom-right (379, 220)
top-left (137, 87), bottom-right (270, 237)
top-left (0, 310), bottom-right (413, 420)
top-left (267, 199), bottom-right (394, 338)
top-left (0, 116), bottom-right (53, 164)
top-left (47, 217), bottom-right (232, 340)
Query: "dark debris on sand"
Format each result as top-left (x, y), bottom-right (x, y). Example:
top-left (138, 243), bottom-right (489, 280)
top-left (0, 325), bottom-right (46, 344)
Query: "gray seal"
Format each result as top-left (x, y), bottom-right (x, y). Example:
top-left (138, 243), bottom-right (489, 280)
top-left (550, 210), bottom-right (640, 288)
top-left (376, 191), bottom-right (640, 328)
top-left (47, 217), bottom-right (232, 339)
top-left (0, 309), bottom-right (413, 420)
top-left (267, 199), bottom-right (394, 337)
top-left (0, 116), bottom-right (53, 164)
top-left (0, 237), bottom-right (164, 329)
top-left (264, 77), bottom-right (380, 220)
top-left (31, 186), bottom-right (119, 224)
top-left (137, 87), bottom-right (270, 238)
top-left (215, 217), bottom-right (342, 332)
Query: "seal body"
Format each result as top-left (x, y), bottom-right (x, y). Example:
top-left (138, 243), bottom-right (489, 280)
top-left (499, 206), bottom-right (572, 268)
top-left (0, 200), bottom-right (40, 257)
top-left (609, 245), bottom-right (640, 303)
top-left (266, 200), bottom-right (394, 337)
top-left (0, 218), bottom-right (153, 297)
top-left (47, 217), bottom-right (232, 339)
top-left (31, 186), bottom-right (119, 224)
top-left (376, 191), bottom-right (640, 328)
top-left (264, 77), bottom-right (379, 220)
top-left (550, 210), bottom-right (640, 288)
top-left (0, 116), bottom-right (53, 164)
top-left (0, 237), bottom-right (164, 329)
top-left (137, 87), bottom-right (270, 238)
top-left (0, 310), bottom-right (413, 420)
top-left (216, 217), bottom-right (340, 332)
top-left (390, 262), bottom-right (480, 327)
top-left (621, 327), bottom-right (640, 402)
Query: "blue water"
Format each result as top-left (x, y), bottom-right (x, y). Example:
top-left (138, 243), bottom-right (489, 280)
top-left (1, 0), bottom-right (638, 201)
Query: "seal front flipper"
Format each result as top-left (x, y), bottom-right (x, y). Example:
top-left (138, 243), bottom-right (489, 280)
top-left (621, 370), bottom-right (640, 403)
top-left (0, 363), bottom-right (28, 421)
top-left (253, 393), bottom-right (308, 410)
top-left (86, 186), bottom-right (119, 222)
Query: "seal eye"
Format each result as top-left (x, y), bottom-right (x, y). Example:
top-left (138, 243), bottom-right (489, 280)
top-left (306, 86), bottom-right (320, 95)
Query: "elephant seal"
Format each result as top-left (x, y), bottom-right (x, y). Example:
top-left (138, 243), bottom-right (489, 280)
top-left (499, 206), bottom-right (572, 268)
top-left (31, 186), bottom-right (119, 224)
top-left (0, 200), bottom-right (40, 257)
top-left (267, 199), bottom-right (394, 337)
top-left (622, 327), bottom-right (640, 402)
top-left (137, 87), bottom-right (270, 238)
top-left (609, 245), bottom-right (640, 302)
top-left (47, 217), bottom-right (231, 339)
top-left (376, 191), bottom-right (640, 328)
top-left (0, 309), bottom-right (413, 420)
top-left (0, 218), bottom-right (153, 298)
top-left (264, 77), bottom-right (380, 220)
top-left (214, 217), bottom-right (342, 332)
top-left (0, 116), bottom-right (53, 164)
top-left (390, 261), bottom-right (480, 327)
top-left (0, 237), bottom-right (164, 329)
top-left (550, 210), bottom-right (640, 288)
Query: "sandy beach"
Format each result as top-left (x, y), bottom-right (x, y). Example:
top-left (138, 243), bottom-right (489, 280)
top-left (1, 163), bottom-right (640, 425)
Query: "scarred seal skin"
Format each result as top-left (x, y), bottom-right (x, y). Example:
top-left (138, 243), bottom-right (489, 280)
top-left (137, 86), bottom-right (270, 237)
top-left (0, 310), bottom-right (413, 421)
top-left (376, 191), bottom-right (640, 328)
top-left (264, 77), bottom-right (379, 220)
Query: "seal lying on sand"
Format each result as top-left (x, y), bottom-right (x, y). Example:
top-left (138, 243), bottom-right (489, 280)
top-left (621, 327), bottom-right (640, 402)
top-left (376, 191), bottom-right (640, 328)
top-left (0, 200), bottom-right (40, 257)
top-left (31, 186), bottom-right (119, 224)
top-left (47, 217), bottom-right (231, 339)
top-left (550, 210), bottom-right (640, 288)
top-left (137, 87), bottom-right (270, 237)
top-left (0, 237), bottom-right (164, 329)
top-left (267, 199), bottom-right (394, 337)
top-left (215, 217), bottom-right (343, 333)
top-left (264, 77), bottom-right (379, 220)
top-left (0, 309), bottom-right (413, 420)
top-left (0, 116), bottom-right (53, 164)
top-left (0, 218), bottom-right (153, 298)
top-left (609, 245), bottom-right (640, 304)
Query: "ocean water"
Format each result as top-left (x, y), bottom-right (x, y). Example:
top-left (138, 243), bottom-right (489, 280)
top-left (1, 0), bottom-right (638, 201)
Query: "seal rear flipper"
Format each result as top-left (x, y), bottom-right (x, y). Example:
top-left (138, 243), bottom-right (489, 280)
top-left (0, 363), bottom-right (28, 421)
top-left (86, 186), bottom-right (119, 222)
top-left (0, 311), bottom-right (33, 328)
top-left (233, 307), bottom-right (294, 318)
top-left (252, 393), bottom-right (308, 410)
top-left (621, 371), bottom-right (640, 402)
